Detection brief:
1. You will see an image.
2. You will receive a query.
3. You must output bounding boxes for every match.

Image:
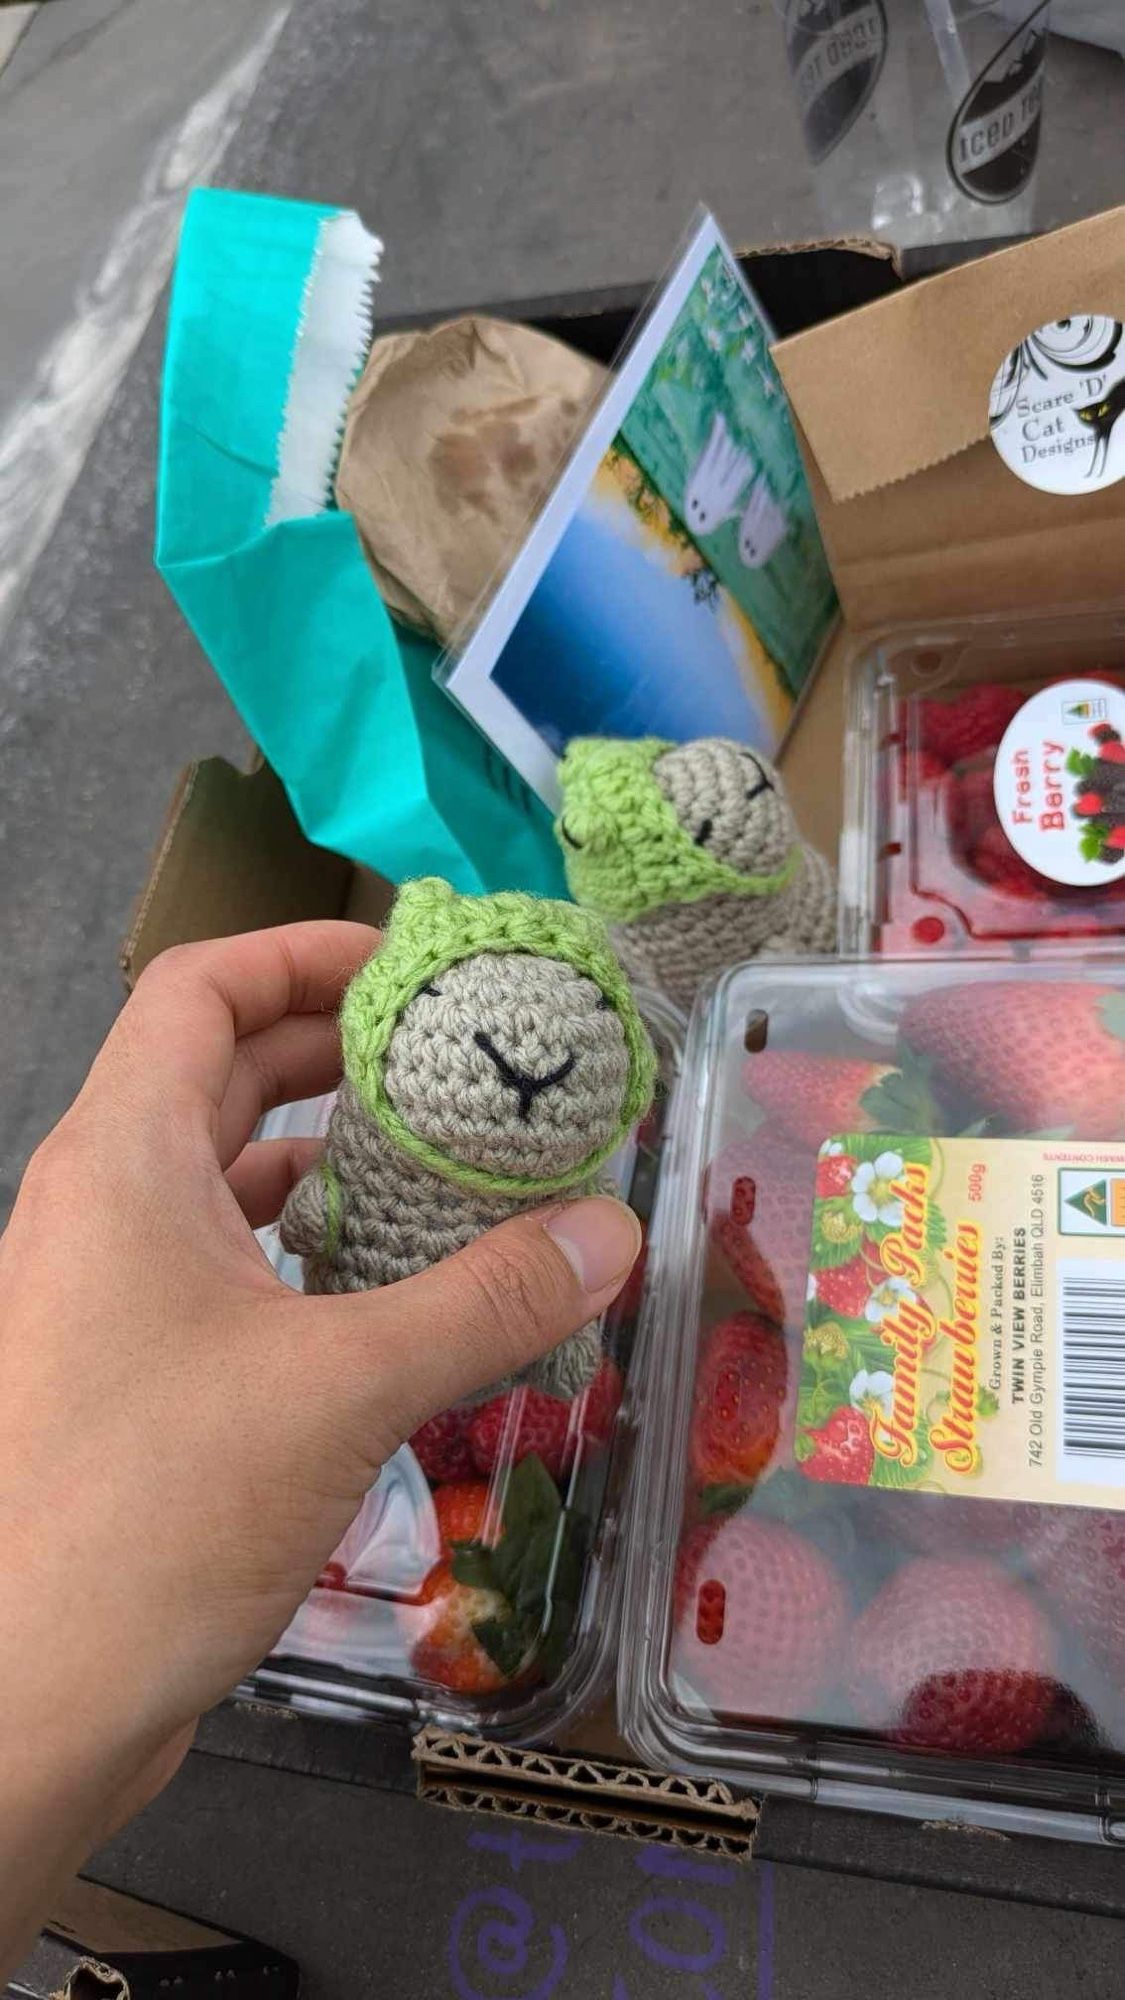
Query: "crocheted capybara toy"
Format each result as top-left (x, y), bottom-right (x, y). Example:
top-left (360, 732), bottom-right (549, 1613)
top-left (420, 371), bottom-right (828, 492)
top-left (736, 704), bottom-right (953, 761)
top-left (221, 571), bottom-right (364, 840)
top-left (280, 879), bottom-right (656, 1398)
top-left (556, 736), bottom-right (836, 1014)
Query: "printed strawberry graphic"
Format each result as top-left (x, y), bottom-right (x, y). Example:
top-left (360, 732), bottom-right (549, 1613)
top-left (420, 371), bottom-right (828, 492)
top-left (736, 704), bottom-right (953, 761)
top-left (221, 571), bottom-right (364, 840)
top-left (707, 1135), bottom-right (816, 1328)
top-left (847, 1555), bottom-right (1056, 1753)
top-left (1036, 1508), bottom-right (1125, 1690)
top-left (433, 1480), bottom-right (501, 1555)
top-left (811, 1256), bottom-right (872, 1322)
top-left (917, 684), bottom-right (1022, 765)
top-left (689, 1312), bottom-right (788, 1491)
top-left (900, 981), bottom-right (1125, 1139)
top-left (409, 1563), bottom-right (512, 1693)
top-left (410, 1406), bottom-right (473, 1483)
top-left (672, 1515), bottom-right (848, 1718)
top-left (798, 1405), bottom-right (875, 1486)
top-left (467, 1386), bottom-right (571, 1481)
top-left (1075, 790), bottom-right (1106, 817)
top-left (815, 1150), bottom-right (857, 1200)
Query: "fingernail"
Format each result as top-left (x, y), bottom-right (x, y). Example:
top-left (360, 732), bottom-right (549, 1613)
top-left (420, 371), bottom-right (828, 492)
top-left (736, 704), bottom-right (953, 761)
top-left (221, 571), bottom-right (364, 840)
top-left (543, 1198), bottom-right (642, 1296)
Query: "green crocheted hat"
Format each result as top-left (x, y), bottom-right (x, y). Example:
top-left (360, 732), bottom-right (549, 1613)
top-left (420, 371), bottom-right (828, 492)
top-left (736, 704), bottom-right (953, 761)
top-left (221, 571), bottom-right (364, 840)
top-left (340, 877), bottom-right (656, 1196)
top-left (556, 736), bottom-right (797, 923)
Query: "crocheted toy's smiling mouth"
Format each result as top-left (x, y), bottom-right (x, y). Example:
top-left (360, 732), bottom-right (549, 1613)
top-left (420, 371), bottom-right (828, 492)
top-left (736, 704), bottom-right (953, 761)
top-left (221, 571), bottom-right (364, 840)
top-left (473, 1030), bottom-right (577, 1123)
top-left (559, 820), bottom-right (584, 850)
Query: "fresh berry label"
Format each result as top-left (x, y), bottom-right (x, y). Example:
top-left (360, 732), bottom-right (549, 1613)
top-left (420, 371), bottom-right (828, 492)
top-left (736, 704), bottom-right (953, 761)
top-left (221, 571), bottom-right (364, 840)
top-left (797, 1134), bottom-right (1125, 1508)
top-left (992, 679), bottom-right (1125, 886)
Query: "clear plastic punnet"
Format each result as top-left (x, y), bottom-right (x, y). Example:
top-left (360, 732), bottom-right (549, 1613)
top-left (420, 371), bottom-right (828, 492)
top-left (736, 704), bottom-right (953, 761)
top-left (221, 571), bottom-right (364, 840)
top-left (841, 607), bottom-right (1125, 960)
top-left (243, 991), bottom-right (682, 1741)
top-left (620, 957), bottom-right (1125, 1842)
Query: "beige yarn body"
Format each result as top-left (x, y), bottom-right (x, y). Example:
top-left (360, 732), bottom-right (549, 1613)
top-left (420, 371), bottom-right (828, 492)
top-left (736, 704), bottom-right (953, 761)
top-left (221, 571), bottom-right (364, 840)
top-left (612, 846), bottom-right (837, 1015)
top-left (282, 1083), bottom-right (603, 1400)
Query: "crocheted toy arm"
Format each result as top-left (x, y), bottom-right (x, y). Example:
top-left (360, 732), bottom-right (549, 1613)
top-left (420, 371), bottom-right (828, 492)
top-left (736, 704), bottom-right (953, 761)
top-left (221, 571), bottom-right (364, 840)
top-left (279, 1158), bottom-right (339, 1262)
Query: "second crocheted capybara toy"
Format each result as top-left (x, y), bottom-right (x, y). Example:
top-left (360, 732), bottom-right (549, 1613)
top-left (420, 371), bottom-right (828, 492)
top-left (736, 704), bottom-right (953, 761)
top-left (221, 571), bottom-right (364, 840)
top-left (555, 736), bottom-right (836, 1014)
top-left (280, 878), bottom-right (656, 1399)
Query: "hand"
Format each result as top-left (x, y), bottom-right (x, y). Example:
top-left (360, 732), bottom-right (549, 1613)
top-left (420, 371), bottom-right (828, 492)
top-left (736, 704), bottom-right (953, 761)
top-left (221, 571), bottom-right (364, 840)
top-left (0, 922), bottom-right (641, 1972)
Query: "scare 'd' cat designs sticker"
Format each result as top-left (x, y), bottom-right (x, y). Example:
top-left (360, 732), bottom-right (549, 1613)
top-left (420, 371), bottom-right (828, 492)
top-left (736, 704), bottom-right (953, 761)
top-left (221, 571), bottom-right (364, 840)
top-left (947, 4), bottom-right (1050, 207)
top-left (989, 317), bottom-right (1125, 496)
top-left (782, 0), bottom-right (887, 164)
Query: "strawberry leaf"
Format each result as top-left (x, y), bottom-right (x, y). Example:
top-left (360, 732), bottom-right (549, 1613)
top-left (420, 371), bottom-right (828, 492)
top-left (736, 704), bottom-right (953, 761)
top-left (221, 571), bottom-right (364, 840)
top-left (1067, 748), bottom-right (1096, 778)
top-left (1100, 992), bottom-right (1125, 1046)
top-left (699, 1481), bottom-right (754, 1517)
top-left (1081, 824), bottom-right (1109, 861)
top-left (860, 1060), bottom-right (939, 1136)
top-left (926, 1201), bottom-right (947, 1255)
top-left (451, 1542), bottom-right (501, 1591)
top-left (472, 1613), bottom-right (527, 1679)
top-left (501, 1453), bottom-right (562, 1542)
top-left (977, 1386), bottom-right (1000, 1417)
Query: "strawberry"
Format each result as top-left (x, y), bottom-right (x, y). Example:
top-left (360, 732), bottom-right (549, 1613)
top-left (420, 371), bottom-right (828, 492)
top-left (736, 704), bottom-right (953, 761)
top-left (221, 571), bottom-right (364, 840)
top-left (689, 1313), bottom-right (788, 1489)
top-left (875, 1492), bottom-right (1064, 1561)
top-left (409, 1561), bottom-right (512, 1693)
top-left (1100, 741), bottom-right (1125, 766)
top-left (433, 1480), bottom-right (500, 1554)
top-left (1036, 1508), bottom-right (1125, 1689)
top-left (611, 1227), bottom-right (648, 1323)
top-left (742, 1052), bottom-right (899, 1150)
top-left (410, 1407), bottom-right (473, 1483)
top-left (811, 1256), bottom-right (872, 1322)
top-left (672, 1515), bottom-right (848, 1718)
top-left (707, 1136), bottom-right (817, 1329)
top-left (900, 981), bottom-right (1125, 1140)
top-left (568, 1356), bottom-right (624, 1456)
top-left (816, 1151), bottom-right (857, 1200)
top-left (970, 824), bottom-right (1051, 901)
top-left (881, 748), bottom-right (948, 815)
top-left (799, 1405), bottom-right (875, 1485)
top-left (846, 1555), bottom-right (1056, 1753)
top-left (951, 764), bottom-right (1000, 852)
top-left (917, 685), bottom-right (1022, 765)
top-left (467, 1386), bottom-right (571, 1481)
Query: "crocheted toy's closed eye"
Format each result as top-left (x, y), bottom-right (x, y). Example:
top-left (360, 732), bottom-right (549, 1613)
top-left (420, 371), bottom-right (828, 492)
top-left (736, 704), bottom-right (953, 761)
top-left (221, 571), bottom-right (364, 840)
top-left (340, 878), bottom-right (656, 1197)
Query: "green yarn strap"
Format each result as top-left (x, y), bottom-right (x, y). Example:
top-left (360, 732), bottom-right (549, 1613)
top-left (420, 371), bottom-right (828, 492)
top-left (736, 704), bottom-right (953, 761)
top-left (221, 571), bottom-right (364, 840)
top-left (321, 1158), bottom-right (343, 1259)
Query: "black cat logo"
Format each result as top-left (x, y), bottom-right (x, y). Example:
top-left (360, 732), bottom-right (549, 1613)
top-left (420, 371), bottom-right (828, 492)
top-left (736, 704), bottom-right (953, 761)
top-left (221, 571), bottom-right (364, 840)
top-left (1075, 377), bottom-right (1125, 481)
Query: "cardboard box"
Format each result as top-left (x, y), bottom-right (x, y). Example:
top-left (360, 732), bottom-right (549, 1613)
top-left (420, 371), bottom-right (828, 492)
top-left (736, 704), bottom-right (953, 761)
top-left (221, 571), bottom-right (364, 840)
top-left (124, 222), bottom-right (1125, 1891)
top-left (7, 1877), bottom-right (299, 2000)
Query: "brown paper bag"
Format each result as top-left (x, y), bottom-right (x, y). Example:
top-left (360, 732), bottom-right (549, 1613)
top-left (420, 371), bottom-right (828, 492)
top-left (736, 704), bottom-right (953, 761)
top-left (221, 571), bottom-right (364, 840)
top-left (335, 316), bottom-right (607, 643)
top-left (772, 205), bottom-right (1125, 632)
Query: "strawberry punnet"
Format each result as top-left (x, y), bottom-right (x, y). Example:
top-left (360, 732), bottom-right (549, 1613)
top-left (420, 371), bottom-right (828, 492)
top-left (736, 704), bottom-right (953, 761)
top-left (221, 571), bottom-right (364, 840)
top-left (672, 1514), bottom-right (848, 1718)
top-left (847, 1555), bottom-right (1056, 1753)
top-left (900, 981), bottom-right (1125, 1139)
top-left (688, 1312), bottom-right (788, 1490)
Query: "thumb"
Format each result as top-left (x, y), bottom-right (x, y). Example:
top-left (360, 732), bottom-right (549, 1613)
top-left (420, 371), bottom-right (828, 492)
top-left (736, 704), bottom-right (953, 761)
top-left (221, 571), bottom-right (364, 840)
top-left (314, 1196), bottom-right (642, 1448)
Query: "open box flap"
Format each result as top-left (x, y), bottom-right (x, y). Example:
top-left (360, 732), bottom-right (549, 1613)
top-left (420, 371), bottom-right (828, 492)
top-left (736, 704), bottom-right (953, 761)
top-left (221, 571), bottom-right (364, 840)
top-left (772, 205), bottom-right (1125, 629)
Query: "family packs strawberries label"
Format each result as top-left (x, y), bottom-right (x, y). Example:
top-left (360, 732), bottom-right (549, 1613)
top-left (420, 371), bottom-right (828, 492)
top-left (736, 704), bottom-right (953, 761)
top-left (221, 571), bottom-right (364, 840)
top-left (797, 1133), bottom-right (1125, 1508)
top-left (992, 679), bottom-right (1125, 886)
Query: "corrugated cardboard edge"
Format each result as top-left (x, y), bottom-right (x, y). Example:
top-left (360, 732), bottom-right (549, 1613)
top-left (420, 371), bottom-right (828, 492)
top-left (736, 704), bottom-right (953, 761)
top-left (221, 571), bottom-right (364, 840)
top-left (413, 1730), bottom-right (757, 1856)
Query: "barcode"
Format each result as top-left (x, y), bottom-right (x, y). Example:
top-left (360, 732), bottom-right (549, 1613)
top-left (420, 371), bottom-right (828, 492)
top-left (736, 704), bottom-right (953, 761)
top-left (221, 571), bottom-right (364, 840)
top-left (1058, 1263), bottom-right (1125, 1485)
